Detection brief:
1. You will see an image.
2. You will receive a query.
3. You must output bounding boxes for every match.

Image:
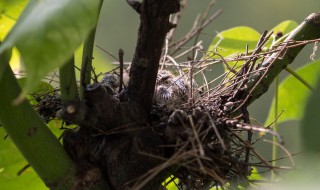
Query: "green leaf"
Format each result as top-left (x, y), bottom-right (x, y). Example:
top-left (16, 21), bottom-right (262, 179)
top-left (0, 128), bottom-right (48, 190)
top-left (162, 176), bottom-right (179, 190)
top-left (0, 0), bottom-right (28, 20)
top-left (17, 78), bottom-right (54, 95)
top-left (207, 26), bottom-right (261, 73)
top-left (265, 20), bottom-right (298, 48)
top-left (300, 66), bottom-right (320, 153)
top-left (1, 71), bottom-right (55, 189)
top-left (0, 0), bottom-right (101, 98)
top-left (0, 15), bottom-right (15, 41)
top-left (0, 58), bottom-right (76, 189)
top-left (207, 26), bottom-right (261, 58)
top-left (248, 167), bottom-right (264, 181)
top-left (270, 20), bottom-right (298, 35)
top-left (265, 61), bottom-right (320, 125)
top-left (17, 78), bottom-right (55, 104)
top-left (0, 83), bottom-right (62, 190)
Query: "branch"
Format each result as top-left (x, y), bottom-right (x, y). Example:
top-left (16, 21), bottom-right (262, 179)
top-left (240, 13), bottom-right (320, 110)
top-left (79, 0), bottom-right (104, 100)
top-left (126, 0), bottom-right (180, 112)
top-left (169, 9), bottom-right (223, 55)
top-left (59, 56), bottom-right (79, 103)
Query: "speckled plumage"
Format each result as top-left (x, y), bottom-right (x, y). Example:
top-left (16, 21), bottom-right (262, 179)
top-left (154, 70), bottom-right (190, 107)
top-left (100, 70), bottom-right (195, 107)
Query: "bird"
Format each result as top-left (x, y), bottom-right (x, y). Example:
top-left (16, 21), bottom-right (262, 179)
top-left (100, 69), bottom-right (196, 108)
top-left (154, 70), bottom-right (190, 107)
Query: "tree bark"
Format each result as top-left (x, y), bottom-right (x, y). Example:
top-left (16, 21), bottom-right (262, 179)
top-left (126, 0), bottom-right (180, 112)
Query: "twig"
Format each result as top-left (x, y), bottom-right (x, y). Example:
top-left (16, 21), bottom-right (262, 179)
top-left (264, 139), bottom-right (295, 167)
top-left (169, 9), bottom-right (223, 55)
top-left (167, 0), bottom-right (189, 44)
top-left (96, 45), bottom-right (119, 61)
top-left (119, 49), bottom-right (124, 93)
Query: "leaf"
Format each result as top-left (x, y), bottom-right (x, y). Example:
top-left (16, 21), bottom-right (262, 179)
top-left (265, 20), bottom-right (298, 48)
top-left (207, 26), bottom-right (261, 58)
top-left (162, 176), bottom-right (179, 190)
top-left (17, 78), bottom-right (55, 105)
top-left (17, 78), bottom-right (55, 94)
top-left (300, 67), bottom-right (320, 153)
top-left (207, 26), bottom-right (261, 72)
top-left (0, 0), bottom-right (28, 40)
top-left (0, 92), bottom-right (64, 190)
top-left (0, 0), bottom-right (101, 98)
top-left (248, 167), bottom-right (264, 181)
top-left (0, 64), bottom-right (76, 188)
top-left (0, 0), bottom-right (28, 19)
top-left (270, 20), bottom-right (298, 35)
top-left (0, 128), bottom-right (48, 190)
top-left (0, 103), bottom-right (63, 190)
top-left (0, 15), bottom-right (15, 41)
top-left (265, 61), bottom-right (320, 125)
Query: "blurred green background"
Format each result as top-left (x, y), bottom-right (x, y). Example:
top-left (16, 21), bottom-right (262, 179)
top-left (94, 0), bottom-right (320, 172)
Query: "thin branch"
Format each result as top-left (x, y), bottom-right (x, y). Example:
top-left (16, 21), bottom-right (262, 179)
top-left (119, 49), bottom-right (124, 93)
top-left (169, 9), bottom-right (223, 55)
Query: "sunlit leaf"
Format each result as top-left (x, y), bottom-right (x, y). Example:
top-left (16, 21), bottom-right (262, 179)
top-left (265, 20), bottom-right (298, 48)
top-left (0, 0), bottom-right (28, 19)
top-left (9, 48), bottom-right (21, 73)
top-left (0, 0), bottom-right (101, 98)
top-left (207, 26), bottom-right (261, 58)
top-left (207, 26), bottom-right (261, 73)
top-left (0, 0), bottom-right (28, 40)
top-left (265, 61), bottom-right (320, 125)
top-left (249, 167), bottom-right (264, 181)
top-left (270, 20), bottom-right (298, 35)
top-left (0, 15), bottom-right (15, 41)
top-left (162, 175), bottom-right (179, 190)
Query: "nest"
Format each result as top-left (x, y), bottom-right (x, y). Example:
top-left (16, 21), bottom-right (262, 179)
top-left (62, 44), bottom-right (287, 189)
top-left (31, 2), bottom-right (316, 189)
top-left (133, 61), bottom-right (282, 189)
top-left (32, 25), bottom-right (289, 190)
top-left (31, 40), bottom-right (296, 190)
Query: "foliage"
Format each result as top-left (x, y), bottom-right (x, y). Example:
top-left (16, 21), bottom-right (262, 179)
top-left (0, 0), bottom-right (102, 98)
top-left (208, 26), bottom-right (261, 58)
top-left (207, 20), bottom-right (298, 70)
top-left (301, 66), bottom-right (320, 153)
top-left (265, 62), bottom-right (320, 125)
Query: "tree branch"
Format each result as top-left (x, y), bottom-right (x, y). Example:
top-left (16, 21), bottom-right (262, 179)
top-left (80, 0), bottom-right (104, 100)
top-left (238, 13), bottom-right (320, 110)
top-left (126, 0), bottom-right (180, 112)
top-left (59, 56), bottom-right (79, 103)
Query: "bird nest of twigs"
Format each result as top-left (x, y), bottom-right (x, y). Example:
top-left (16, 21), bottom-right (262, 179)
top-left (31, 37), bottom-right (303, 190)
top-left (30, 2), bottom-right (317, 189)
top-left (130, 49), bottom-right (285, 189)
